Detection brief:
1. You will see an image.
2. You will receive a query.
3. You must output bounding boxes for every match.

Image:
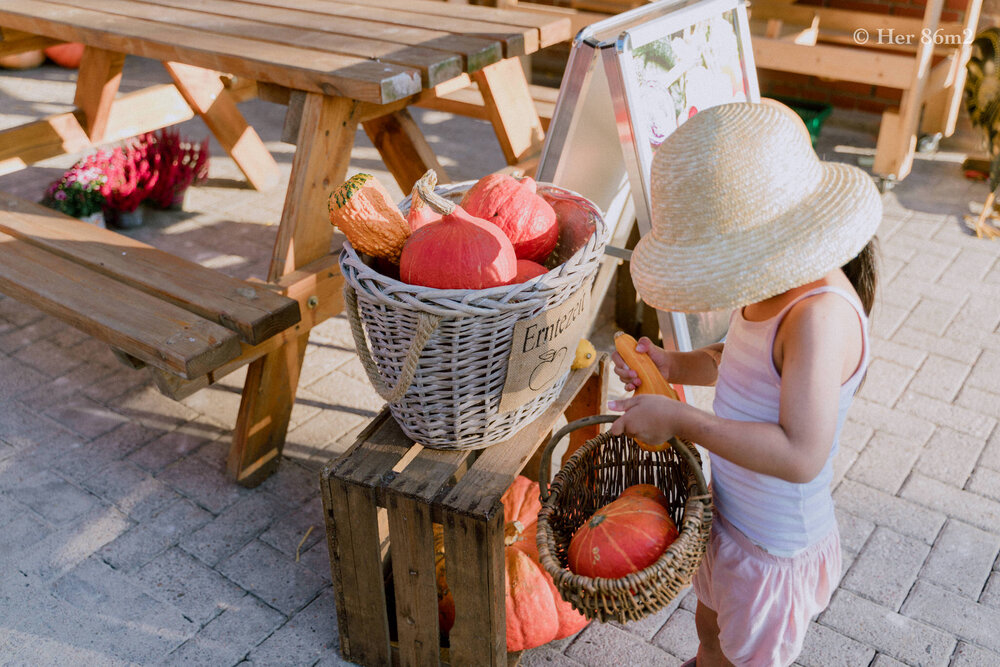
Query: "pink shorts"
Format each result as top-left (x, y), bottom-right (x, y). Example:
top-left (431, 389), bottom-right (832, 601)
top-left (691, 512), bottom-right (841, 666)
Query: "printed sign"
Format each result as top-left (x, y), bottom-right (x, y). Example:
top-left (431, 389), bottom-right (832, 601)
top-left (499, 287), bottom-right (591, 413)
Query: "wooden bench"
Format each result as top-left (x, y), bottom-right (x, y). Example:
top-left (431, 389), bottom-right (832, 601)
top-left (321, 356), bottom-right (609, 666)
top-left (0, 192), bottom-right (301, 380)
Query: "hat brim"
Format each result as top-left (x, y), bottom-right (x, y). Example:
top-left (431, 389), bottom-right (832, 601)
top-left (630, 162), bottom-right (882, 313)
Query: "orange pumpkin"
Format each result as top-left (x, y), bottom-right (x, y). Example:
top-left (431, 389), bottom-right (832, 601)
top-left (44, 43), bottom-right (85, 68)
top-left (434, 475), bottom-right (589, 651)
top-left (567, 495), bottom-right (679, 579)
top-left (620, 483), bottom-right (670, 512)
top-left (462, 174), bottom-right (558, 263)
top-left (512, 259), bottom-right (548, 283)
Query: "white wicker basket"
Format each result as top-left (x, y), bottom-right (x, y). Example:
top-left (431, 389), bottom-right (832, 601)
top-left (340, 180), bottom-right (609, 450)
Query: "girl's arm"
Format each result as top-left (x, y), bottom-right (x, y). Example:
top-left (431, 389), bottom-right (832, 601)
top-left (610, 296), bottom-right (856, 484)
top-left (612, 337), bottom-right (724, 389)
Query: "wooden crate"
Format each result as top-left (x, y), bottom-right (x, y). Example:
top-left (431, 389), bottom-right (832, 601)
top-left (321, 356), bottom-right (609, 666)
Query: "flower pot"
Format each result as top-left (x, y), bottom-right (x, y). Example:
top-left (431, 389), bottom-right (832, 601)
top-left (106, 207), bottom-right (144, 229)
top-left (78, 211), bottom-right (106, 228)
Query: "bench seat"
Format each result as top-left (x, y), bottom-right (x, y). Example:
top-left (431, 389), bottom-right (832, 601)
top-left (0, 192), bottom-right (301, 380)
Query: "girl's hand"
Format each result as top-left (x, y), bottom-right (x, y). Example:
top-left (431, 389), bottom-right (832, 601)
top-left (611, 337), bottom-right (672, 392)
top-left (607, 394), bottom-right (683, 447)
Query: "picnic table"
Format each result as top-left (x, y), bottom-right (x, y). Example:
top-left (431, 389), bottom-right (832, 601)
top-left (0, 0), bottom-right (571, 486)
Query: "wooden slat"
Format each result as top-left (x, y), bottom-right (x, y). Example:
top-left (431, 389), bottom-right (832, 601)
top-left (334, 0), bottom-right (571, 49)
top-left (416, 81), bottom-right (557, 131)
top-left (474, 58), bottom-right (545, 165)
top-left (0, 194), bottom-right (301, 345)
top-left (0, 230), bottom-right (240, 378)
top-left (0, 27), bottom-right (60, 56)
top-left (386, 496), bottom-right (440, 667)
top-left (73, 46), bottom-right (124, 143)
top-left (750, 0), bottom-right (966, 39)
top-left (0, 83), bottom-right (195, 176)
top-left (443, 510), bottom-right (506, 666)
top-left (751, 38), bottom-right (915, 89)
top-left (54, 0), bottom-right (463, 88)
top-left (210, 0), bottom-right (503, 73)
top-left (0, 0), bottom-right (422, 104)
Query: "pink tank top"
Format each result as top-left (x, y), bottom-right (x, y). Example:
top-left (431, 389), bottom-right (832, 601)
top-left (710, 286), bottom-right (869, 556)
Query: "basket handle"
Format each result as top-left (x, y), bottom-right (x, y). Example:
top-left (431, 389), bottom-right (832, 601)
top-left (538, 415), bottom-right (709, 502)
top-left (344, 283), bottom-right (441, 403)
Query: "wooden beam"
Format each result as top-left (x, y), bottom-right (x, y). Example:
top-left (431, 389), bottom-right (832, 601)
top-left (73, 46), bottom-right (125, 143)
top-left (473, 58), bottom-right (545, 165)
top-left (0, 28), bottom-right (60, 57)
top-left (163, 61), bottom-right (280, 191)
top-left (750, 0), bottom-right (965, 39)
top-left (751, 38), bottom-right (915, 89)
top-left (363, 108), bottom-right (450, 193)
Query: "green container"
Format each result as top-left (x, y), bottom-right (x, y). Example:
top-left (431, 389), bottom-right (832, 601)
top-left (770, 96), bottom-right (833, 146)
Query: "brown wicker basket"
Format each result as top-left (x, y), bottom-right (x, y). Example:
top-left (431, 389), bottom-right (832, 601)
top-left (536, 415), bottom-right (713, 624)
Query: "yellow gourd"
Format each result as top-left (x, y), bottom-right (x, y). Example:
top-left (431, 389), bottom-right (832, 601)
top-left (614, 332), bottom-right (680, 451)
top-left (328, 173), bottom-right (410, 263)
top-left (571, 338), bottom-right (596, 370)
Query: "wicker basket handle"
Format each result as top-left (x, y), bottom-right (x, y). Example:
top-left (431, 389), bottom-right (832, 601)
top-left (344, 284), bottom-right (441, 403)
top-left (538, 415), bottom-right (709, 502)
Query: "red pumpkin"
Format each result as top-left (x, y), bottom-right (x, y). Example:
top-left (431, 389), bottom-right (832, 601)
top-left (567, 495), bottom-right (679, 579)
top-left (400, 171), bottom-right (516, 289)
top-left (435, 476), bottom-right (589, 651)
top-left (512, 259), bottom-right (547, 283)
top-left (462, 174), bottom-right (558, 263)
top-left (44, 43), bottom-right (85, 68)
top-left (620, 483), bottom-right (670, 512)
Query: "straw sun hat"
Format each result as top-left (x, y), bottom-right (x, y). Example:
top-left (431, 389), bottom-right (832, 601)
top-left (630, 102), bottom-right (882, 313)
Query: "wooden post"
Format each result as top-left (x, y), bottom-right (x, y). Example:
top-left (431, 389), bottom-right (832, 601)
top-left (228, 93), bottom-right (361, 486)
top-left (561, 356), bottom-right (609, 465)
top-left (163, 61), bottom-right (279, 192)
top-left (363, 108), bottom-right (450, 193)
top-left (73, 47), bottom-right (125, 144)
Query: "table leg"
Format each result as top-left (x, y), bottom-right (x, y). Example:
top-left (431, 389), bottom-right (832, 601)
top-left (561, 356), bottom-right (609, 466)
top-left (229, 93), bottom-right (360, 486)
top-left (74, 47), bottom-right (125, 143)
top-left (363, 108), bottom-right (450, 193)
top-left (163, 61), bottom-right (279, 192)
top-left (474, 58), bottom-right (545, 167)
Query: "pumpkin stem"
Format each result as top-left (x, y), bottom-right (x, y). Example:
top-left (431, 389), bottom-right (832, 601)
top-left (503, 520), bottom-right (525, 546)
top-left (414, 169), bottom-right (455, 216)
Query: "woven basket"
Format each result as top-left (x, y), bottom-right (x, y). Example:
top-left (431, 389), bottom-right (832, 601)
top-left (536, 415), bottom-right (713, 623)
top-left (340, 181), bottom-right (608, 450)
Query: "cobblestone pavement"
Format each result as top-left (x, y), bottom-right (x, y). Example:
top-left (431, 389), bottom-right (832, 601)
top-left (1, 58), bottom-right (999, 666)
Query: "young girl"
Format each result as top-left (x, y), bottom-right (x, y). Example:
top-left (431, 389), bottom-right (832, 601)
top-left (608, 102), bottom-right (882, 667)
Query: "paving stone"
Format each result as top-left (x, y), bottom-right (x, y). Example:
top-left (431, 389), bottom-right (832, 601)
top-left (950, 641), bottom-right (1000, 667)
top-left (158, 447), bottom-right (251, 514)
top-left (519, 647), bottom-right (586, 666)
top-left (901, 297), bottom-right (965, 337)
top-left (914, 426), bottom-right (987, 488)
top-left (134, 547), bottom-right (246, 625)
top-left (179, 493), bottom-right (283, 566)
top-left (955, 386), bottom-right (1000, 426)
top-left (833, 479), bottom-right (946, 545)
top-left (0, 356), bottom-right (48, 403)
top-left (891, 325), bottom-right (981, 365)
top-left (967, 349), bottom-right (1000, 394)
top-left (834, 507), bottom-right (876, 556)
top-left (610, 595), bottom-right (682, 640)
top-left (80, 459), bottom-right (180, 521)
top-left (856, 358), bottom-right (914, 407)
top-left (831, 444), bottom-right (860, 490)
top-left (247, 587), bottom-right (340, 665)
top-left (284, 406), bottom-right (367, 469)
top-left (13, 339), bottom-right (86, 378)
top-left (259, 496), bottom-right (324, 557)
top-left (79, 366), bottom-right (151, 404)
top-left (846, 431), bottom-right (921, 494)
top-left (901, 580), bottom-right (1000, 653)
top-left (868, 335), bottom-right (926, 370)
top-left (177, 381), bottom-right (245, 429)
top-left (820, 589), bottom-right (955, 666)
top-left (870, 301), bottom-right (909, 338)
top-left (0, 399), bottom-right (74, 452)
top-left (981, 572), bottom-right (1000, 609)
top-left (99, 498), bottom-right (210, 572)
top-left (302, 371), bottom-right (384, 418)
top-left (257, 458), bottom-right (322, 509)
top-left (51, 421), bottom-right (163, 483)
top-left (299, 343), bottom-right (357, 389)
top-left (126, 423), bottom-right (216, 473)
top-left (920, 520), bottom-right (1000, 600)
top-left (113, 385), bottom-right (201, 431)
top-left (217, 540), bottom-right (328, 616)
top-left (17, 504), bottom-right (131, 582)
top-left (165, 593), bottom-right (286, 666)
top-left (51, 556), bottom-right (196, 660)
top-left (0, 511), bottom-right (51, 562)
top-left (566, 622), bottom-right (682, 666)
top-left (899, 473), bottom-right (1000, 535)
top-left (18, 361), bottom-right (116, 410)
top-left (650, 607), bottom-right (698, 661)
top-left (796, 622), bottom-right (875, 667)
top-left (870, 653), bottom-right (909, 666)
top-left (980, 425), bottom-right (1000, 471)
top-left (0, 316), bottom-right (64, 353)
top-left (895, 391), bottom-right (996, 440)
top-left (840, 526), bottom-right (929, 610)
top-left (296, 539), bottom-right (333, 584)
top-left (910, 354), bottom-right (971, 402)
top-left (844, 396), bottom-right (936, 445)
top-left (42, 396), bottom-right (130, 440)
top-left (7, 469), bottom-right (97, 525)
top-left (968, 466), bottom-right (1000, 503)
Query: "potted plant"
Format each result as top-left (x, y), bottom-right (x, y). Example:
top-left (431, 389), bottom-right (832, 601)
top-left (102, 142), bottom-right (159, 229)
top-left (41, 152), bottom-right (111, 227)
top-left (142, 129), bottom-right (210, 210)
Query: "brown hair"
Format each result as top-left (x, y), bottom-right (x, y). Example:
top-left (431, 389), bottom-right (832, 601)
top-left (841, 237), bottom-right (879, 316)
